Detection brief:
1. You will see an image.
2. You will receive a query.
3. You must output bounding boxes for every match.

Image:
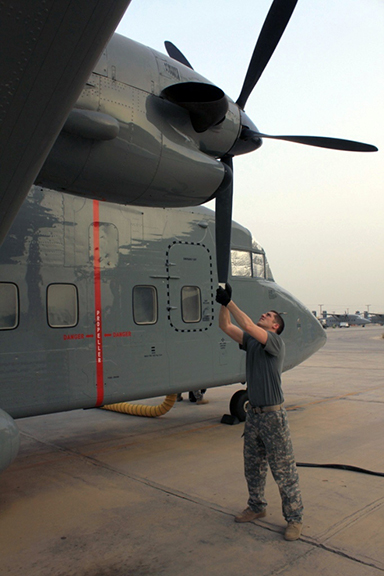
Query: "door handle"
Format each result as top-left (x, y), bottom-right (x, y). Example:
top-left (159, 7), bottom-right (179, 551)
top-left (149, 275), bottom-right (180, 279)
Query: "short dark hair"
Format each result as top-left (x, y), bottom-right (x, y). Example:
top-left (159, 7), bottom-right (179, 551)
top-left (271, 310), bottom-right (285, 335)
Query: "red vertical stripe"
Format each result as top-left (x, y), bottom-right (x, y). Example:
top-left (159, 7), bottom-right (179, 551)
top-left (93, 200), bottom-right (104, 406)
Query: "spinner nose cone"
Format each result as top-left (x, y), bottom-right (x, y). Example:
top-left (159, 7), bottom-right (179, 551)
top-left (229, 110), bottom-right (262, 156)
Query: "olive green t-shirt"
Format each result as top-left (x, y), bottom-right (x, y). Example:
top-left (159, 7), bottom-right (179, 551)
top-left (240, 331), bottom-right (285, 407)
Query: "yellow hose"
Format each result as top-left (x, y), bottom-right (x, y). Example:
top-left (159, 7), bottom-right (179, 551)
top-left (102, 394), bottom-right (177, 418)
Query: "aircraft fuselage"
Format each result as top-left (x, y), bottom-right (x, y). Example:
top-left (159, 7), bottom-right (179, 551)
top-left (0, 187), bottom-right (325, 420)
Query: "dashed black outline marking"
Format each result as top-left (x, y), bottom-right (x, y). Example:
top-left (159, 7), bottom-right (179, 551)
top-left (166, 241), bottom-right (214, 333)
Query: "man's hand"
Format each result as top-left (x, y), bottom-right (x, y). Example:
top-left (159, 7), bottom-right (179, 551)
top-left (225, 283), bottom-right (232, 300)
top-left (216, 283), bottom-right (232, 306)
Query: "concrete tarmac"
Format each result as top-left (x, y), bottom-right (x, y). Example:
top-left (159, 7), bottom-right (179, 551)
top-left (1, 325), bottom-right (383, 576)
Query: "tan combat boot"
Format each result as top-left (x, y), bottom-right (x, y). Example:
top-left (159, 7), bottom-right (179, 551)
top-left (284, 522), bottom-right (303, 540)
top-left (234, 507), bottom-right (267, 523)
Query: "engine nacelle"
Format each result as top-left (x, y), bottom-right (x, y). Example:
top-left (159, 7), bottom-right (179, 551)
top-left (36, 34), bottom-right (242, 209)
top-left (0, 408), bottom-right (20, 473)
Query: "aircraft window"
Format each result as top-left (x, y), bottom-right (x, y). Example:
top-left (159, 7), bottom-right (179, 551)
top-left (47, 284), bottom-right (78, 328)
top-left (252, 239), bottom-right (263, 252)
top-left (252, 253), bottom-right (265, 278)
top-left (265, 260), bottom-right (274, 281)
top-left (231, 250), bottom-right (252, 277)
top-left (181, 286), bottom-right (201, 323)
top-left (0, 283), bottom-right (19, 330)
top-left (133, 286), bottom-right (158, 325)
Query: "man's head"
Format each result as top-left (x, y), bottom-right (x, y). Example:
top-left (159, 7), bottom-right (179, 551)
top-left (257, 310), bottom-right (285, 335)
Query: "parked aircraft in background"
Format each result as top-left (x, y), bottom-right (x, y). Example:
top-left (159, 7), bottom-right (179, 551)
top-left (320, 312), bottom-right (371, 328)
top-left (366, 313), bottom-right (384, 326)
top-left (0, 187), bottom-right (326, 472)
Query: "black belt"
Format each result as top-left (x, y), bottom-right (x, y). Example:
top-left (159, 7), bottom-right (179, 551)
top-left (246, 402), bottom-right (283, 414)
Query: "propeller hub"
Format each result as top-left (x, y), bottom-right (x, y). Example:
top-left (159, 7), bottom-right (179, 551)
top-left (228, 110), bottom-right (263, 156)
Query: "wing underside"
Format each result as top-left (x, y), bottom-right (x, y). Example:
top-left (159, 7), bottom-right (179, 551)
top-left (0, 0), bottom-right (131, 243)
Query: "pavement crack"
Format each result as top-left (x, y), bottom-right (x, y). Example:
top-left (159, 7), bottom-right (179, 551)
top-left (314, 497), bottom-right (384, 542)
top-left (300, 537), bottom-right (384, 572)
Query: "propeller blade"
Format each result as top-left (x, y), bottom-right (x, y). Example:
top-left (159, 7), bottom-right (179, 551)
top-left (215, 156), bottom-right (234, 286)
top-left (164, 41), bottom-right (193, 69)
top-left (237, 0), bottom-right (299, 110)
top-left (242, 129), bottom-right (378, 152)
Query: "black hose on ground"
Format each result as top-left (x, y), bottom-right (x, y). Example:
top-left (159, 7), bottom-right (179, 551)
top-left (296, 462), bottom-right (384, 477)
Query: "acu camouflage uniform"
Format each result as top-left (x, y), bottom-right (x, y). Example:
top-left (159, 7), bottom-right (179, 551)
top-left (241, 331), bottom-right (303, 523)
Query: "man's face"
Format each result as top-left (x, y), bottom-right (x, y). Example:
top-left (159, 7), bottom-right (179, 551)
top-left (257, 311), bottom-right (278, 332)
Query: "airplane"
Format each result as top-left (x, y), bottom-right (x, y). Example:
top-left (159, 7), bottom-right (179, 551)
top-left (366, 313), bottom-right (384, 326)
top-left (0, 0), bottom-right (377, 473)
top-left (0, 185), bottom-right (326, 473)
top-left (320, 312), bottom-right (370, 328)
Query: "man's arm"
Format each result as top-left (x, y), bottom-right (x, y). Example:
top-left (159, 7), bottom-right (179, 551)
top-left (218, 305), bottom-right (244, 344)
top-left (227, 301), bottom-right (268, 345)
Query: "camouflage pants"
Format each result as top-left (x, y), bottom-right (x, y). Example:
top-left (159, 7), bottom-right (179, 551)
top-left (243, 407), bottom-right (303, 523)
top-left (191, 390), bottom-right (205, 401)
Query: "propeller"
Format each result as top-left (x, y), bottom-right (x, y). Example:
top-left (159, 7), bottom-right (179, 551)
top-left (237, 0), bottom-right (299, 110)
top-left (241, 129), bottom-right (378, 153)
top-left (215, 156), bottom-right (233, 287)
top-left (164, 0), bottom-right (378, 286)
top-left (216, 0), bottom-right (301, 284)
top-left (164, 41), bottom-right (193, 69)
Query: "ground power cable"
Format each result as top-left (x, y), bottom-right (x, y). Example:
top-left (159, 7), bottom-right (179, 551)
top-left (296, 462), bottom-right (384, 477)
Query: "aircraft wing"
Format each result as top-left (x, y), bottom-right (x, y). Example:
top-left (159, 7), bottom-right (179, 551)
top-left (370, 314), bottom-right (384, 323)
top-left (330, 314), bottom-right (348, 322)
top-left (0, 0), bottom-right (132, 244)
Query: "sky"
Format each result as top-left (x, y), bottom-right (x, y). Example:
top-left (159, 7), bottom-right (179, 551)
top-left (116, 0), bottom-right (384, 315)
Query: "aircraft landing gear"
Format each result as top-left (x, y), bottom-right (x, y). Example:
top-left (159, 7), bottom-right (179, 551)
top-left (229, 389), bottom-right (249, 422)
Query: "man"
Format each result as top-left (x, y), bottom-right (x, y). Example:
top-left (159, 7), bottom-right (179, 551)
top-left (216, 284), bottom-right (303, 541)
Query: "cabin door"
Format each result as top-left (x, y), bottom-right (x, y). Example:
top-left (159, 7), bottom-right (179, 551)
top-left (167, 242), bottom-right (214, 333)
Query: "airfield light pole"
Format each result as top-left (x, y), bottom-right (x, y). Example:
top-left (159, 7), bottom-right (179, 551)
top-left (319, 304), bottom-right (323, 318)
